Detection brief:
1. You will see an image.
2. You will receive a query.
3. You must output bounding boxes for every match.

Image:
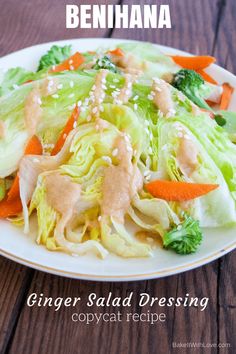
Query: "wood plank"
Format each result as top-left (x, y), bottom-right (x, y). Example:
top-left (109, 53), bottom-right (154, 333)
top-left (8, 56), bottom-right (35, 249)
top-left (112, 0), bottom-right (220, 55)
top-left (0, 0), bottom-right (119, 57)
top-left (213, 0), bottom-right (236, 75)
top-left (0, 257), bottom-right (33, 353)
top-left (8, 272), bottom-right (178, 354)
top-left (213, 1), bottom-right (236, 352)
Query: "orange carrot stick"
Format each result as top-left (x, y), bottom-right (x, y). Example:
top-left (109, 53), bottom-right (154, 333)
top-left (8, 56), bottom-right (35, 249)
top-left (50, 52), bottom-right (84, 73)
top-left (145, 180), bottom-right (219, 201)
top-left (0, 198), bottom-right (23, 218)
top-left (51, 106), bottom-right (79, 156)
top-left (7, 135), bottom-right (43, 202)
top-left (171, 56), bottom-right (216, 70)
top-left (197, 69), bottom-right (218, 85)
top-left (108, 48), bottom-right (124, 57)
top-left (220, 83), bottom-right (234, 110)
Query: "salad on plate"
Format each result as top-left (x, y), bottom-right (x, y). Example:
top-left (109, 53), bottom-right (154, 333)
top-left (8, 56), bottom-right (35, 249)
top-left (0, 41), bottom-right (236, 260)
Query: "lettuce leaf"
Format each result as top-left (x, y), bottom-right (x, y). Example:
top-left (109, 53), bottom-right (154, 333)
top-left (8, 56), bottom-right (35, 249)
top-left (0, 68), bottom-right (34, 96)
top-left (157, 117), bottom-right (236, 227)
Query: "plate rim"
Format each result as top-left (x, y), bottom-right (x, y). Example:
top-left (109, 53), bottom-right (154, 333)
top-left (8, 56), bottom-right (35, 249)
top-left (0, 37), bottom-right (236, 281)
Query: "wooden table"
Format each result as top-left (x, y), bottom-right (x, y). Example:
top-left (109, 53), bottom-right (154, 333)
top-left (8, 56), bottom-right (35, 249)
top-left (0, 1), bottom-right (235, 353)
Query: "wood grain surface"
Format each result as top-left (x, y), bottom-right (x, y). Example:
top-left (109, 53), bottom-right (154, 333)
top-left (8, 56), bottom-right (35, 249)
top-left (0, 1), bottom-right (235, 353)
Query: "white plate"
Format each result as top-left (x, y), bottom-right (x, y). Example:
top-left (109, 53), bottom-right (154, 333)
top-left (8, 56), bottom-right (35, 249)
top-left (1, 38), bottom-right (236, 281)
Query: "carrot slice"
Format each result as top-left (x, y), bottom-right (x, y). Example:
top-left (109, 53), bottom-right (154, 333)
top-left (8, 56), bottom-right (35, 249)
top-left (171, 56), bottom-right (216, 70)
top-left (7, 135), bottom-right (43, 202)
top-left (108, 48), bottom-right (124, 57)
top-left (220, 83), bottom-right (234, 110)
top-left (50, 52), bottom-right (84, 73)
top-left (51, 106), bottom-right (79, 156)
top-left (145, 180), bottom-right (219, 201)
top-left (0, 198), bottom-right (23, 218)
top-left (197, 69), bottom-right (218, 85)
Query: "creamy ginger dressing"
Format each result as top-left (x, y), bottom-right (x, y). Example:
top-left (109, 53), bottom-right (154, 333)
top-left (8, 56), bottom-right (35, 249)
top-left (24, 87), bottom-right (42, 135)
top-left (152, 79), bottom-right (175, 116)
top-left (0, 120), bottom-right (6, 139)
top-left (177, 136), bottom-right (199, 176)
top-left (40, 77), bottom-right (58, 96)
top-left (112, 53), bottom-right (144, 76)
top-left (116, 74), bottom-right (134, 104)
top-left (101, 136), bottom-right (143, 223)
top-left (44, 172), bottom-right (81, 217)
top-left (91, 69), bottom-right (108, 118)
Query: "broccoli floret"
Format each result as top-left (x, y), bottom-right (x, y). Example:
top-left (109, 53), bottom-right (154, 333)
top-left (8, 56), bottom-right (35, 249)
top-left (163, 216), bottom-right (203, 255)
top-left (93, 56), bottom-right (120, 74)
top-left (214, 114), bottom-right (227, 127)
top-left (37, 45), bottom-right (72, 72)
top-left (172, 69), bottom-right (212, 111)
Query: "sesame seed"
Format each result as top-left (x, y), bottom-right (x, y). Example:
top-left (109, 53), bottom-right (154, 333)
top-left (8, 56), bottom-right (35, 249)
top-left (177, 132), bottom-right (184, 138)
top-left (134, 103), bottom-right (138, 110)
top-left (145, 128), bottom-right (149, 135)
top-left (127, 145), bottom-right (133, 153)
top-left (155, 87), bottom-right (162, 92)
top-left (125, 89), bottom-right (130, 96)
top-left (145, 120), bottom-right (149, 126)
top-left (57, 84), bottom-right (63, 89)
top-left (69, 65), bottom-right (74, 71)
top-left (37, 97), bottom-right (42, 105)
top-left (177, 225), bottom-right (182, 231)
top-left (92, 85), bottom-right (96, 90)
top-left (101, 78), bottom-right (106, 84)
top-left (52, 94), bottom-right (59, 99)
top-left (150, 91), bottom-right (155, 96)
top-left (113, 79), bottom-right (119, 83)
top-left (98, 215), bottom-right (102, 222)
top-left (153, 77), bottom-right (161, 84)
top-left (148, 147), bottom-right (153, 154)
top-left (87, 115), bottom-right (91, 122)
top-left (110, 85), bottom-right (116, 89)
top-left (92, 106), bottom-right (98, 114)
top-left (52, 65), bottom-right (56, 71)
top-left (102, 84), bottom-right (107, 90)
top-left (112, 148), bottom-right (119, 157)
top-left (112, 91), bottom-right (119, 98)
top-left (161, 144), bottom-right (168, 151)
top-left (70, 81), bottom-right (74, 88)
top-left (147, 94), bottom-right (153, 100)
top-left (99, 105), bottom-right (104, 112)
top-left (133, 95), bottom-right (139, 101)
top-left (63, 133), bottom-right (67, 139)
top-left (144, 170), bottom-right (150, 177)
top-left (13, 84), bottom-right (19, 90)
top-left (124, 135), bottom-right (130, 143)
top-left (73, 121), bottom-right (77, 129)
top-left (102, 156), bottom-right (112, 164)
top-left (77, 100), bottom-right (82, 107)
top-left (184, 135), bottom-right (191, 140)
top-left (80, 106), bottom-right (85, 112)
top-left (69, 59), bottom-right (73, 65)
top-left (33, 158), bottom-right (40, 163)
